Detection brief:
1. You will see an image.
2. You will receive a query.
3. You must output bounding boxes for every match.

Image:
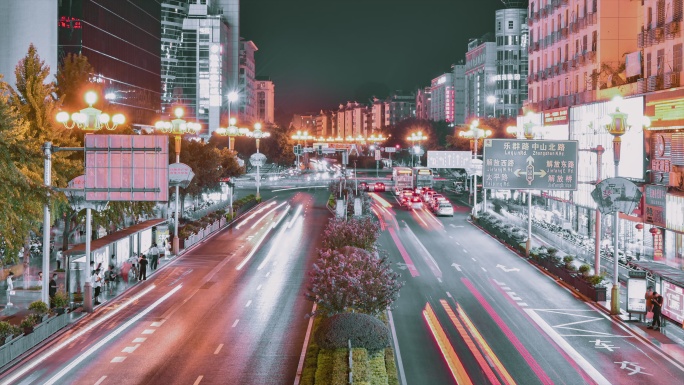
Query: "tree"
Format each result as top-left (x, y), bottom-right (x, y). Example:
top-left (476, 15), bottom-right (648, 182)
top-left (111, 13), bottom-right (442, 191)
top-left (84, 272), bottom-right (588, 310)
top-left (321, 217), bottom-right (380, 252)
top-left (306, 247), bottom-right (404, 317)
top-left (55, 53), bottom-right (98, 111)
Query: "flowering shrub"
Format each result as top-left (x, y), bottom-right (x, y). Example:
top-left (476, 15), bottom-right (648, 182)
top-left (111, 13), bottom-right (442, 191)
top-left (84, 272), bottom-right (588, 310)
top-left (322, 217), bottom-right (380, 251)
top-left (306, 247), bottom-right (404, 317)
top-left (314, 312), bottom-right (390, 351)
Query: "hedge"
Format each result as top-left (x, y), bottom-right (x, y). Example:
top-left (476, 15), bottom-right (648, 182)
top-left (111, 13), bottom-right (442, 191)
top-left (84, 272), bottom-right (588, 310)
top-left (314, 313), bottom-right (391, 351)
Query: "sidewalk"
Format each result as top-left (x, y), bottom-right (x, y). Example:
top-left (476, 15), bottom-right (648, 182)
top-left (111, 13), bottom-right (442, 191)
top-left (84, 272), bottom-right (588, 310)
top-left (448, 190), bottom-right (684, 367)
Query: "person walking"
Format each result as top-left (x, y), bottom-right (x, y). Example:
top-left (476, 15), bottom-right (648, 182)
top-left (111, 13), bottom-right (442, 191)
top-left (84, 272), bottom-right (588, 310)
top-left (645, 286), bottom-right (654, 322)
top-left (93, 269), bottom-right (102, 305)
top-left (149, 243), bottom-right (159, 270)
top-left (138, 255), bottom-right (149, 281)
top-left (6, 272), bottom-right (14, 307)
top-left (49, 273), bottom-right (58, 307)
top-left (648, 291), bottom-right (664, 330)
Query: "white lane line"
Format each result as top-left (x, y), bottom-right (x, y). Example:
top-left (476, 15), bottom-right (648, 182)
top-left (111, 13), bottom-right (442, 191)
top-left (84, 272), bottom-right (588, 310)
top-left (506, 292), bottom-right (523, 301)
top-left (266, 271), bottom-right (271, 277)
top-left (133, 338), bottom-right (146, 343)
top-left (214, 344), bottom-right (224, 354)
top-left (94, 376), bottom-right (107, 385)
top-left (5, 285), bottom-right (163, 385)
top-left (257, 285), bottom-right (262, 291)
top-left (388, 310), bottom-right (408, 385)
top-left (437, 277), bottom-right (442, 283)
top-left (142, 329), bottom-right (156, 334)
top-left (150, 320), bottom-right (165, 327)
top-left (455, 242), bottom-right (460, 246)
top-left (448, 235), bottom-right (453, 239)
top-left (193, 375), bottom-right (204, 385)
top-left (449, 223), bottom-right (456, 228)
top-left (471, 258), bottom-right (476, 261)
top-left (446, 291), bottom-right (453, 298)
top-left (245, 300), bottom-right (252, 307)
top-left (501, 287), bottom-right (511, 291)
top-left (463, 249), bottom-right (468, 253)
top-left (518, 303), bottom-right (528, 307)
top-left (232, 319), bottom-right (240, 328)
top-left (525, 309), bottom-right (611, 385)
top-left (111, 357), bottom-right (126, 363)
top-left (121, 344), bottom-right (140, 353)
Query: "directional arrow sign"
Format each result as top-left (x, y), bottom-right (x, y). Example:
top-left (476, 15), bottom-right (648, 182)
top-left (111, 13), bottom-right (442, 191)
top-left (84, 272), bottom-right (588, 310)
top-left (482, 139), bottom-right (578, 191)
top-left (451, 263), bottom-right (462, 272)
top-left (496, 264), bottom-right (520, 272)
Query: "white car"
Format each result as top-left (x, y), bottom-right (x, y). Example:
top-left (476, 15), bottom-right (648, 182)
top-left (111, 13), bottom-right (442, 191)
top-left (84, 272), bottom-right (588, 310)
top-left (435, 202), bottom-right (454, 216)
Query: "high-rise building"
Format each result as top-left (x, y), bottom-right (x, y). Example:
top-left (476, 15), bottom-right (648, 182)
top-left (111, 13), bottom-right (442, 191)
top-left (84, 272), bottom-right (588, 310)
top-left (415, 87), bottom-right (431, 120)
top-left (526, 0), bottom-right (640, 110)
top-left (161, 1), bottom-right (189, 116)
top-left (453, 63), bottom-right (466, 125)
top-left (371, 98), bottom-right (385, 130)
top-left (494, 8), bottom-right (528, 117)
top-left (383, 92), bottom-right (415, 126)
top-left (238, 39), bottom-right (258, 125)
top-left (429, 73), bottom-right (454, 122)
top-left (465, 34), bottom-right (497, 120)
top-left (58, 0), bottom-right (162, 126)
top-left (638, 0), bottom-right (683, 92)
top-left (255, 77), bottom-right (275, 125)
top-left (315, 110), bottom-right (333, 138)
top-left (0, 1), bottom-right (57, 88)
top-left (291, 114), bottom-right (316, 133)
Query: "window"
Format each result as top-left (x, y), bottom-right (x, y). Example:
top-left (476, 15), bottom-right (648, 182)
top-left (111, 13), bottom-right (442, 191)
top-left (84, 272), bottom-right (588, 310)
top-left (646, 53), bottom-right (652, 77)
top-left (508, 20), bottom-right (514, 29)
top-left (591, 31), bottom-right (597, 51)
top-left (498, 21), bottom-right (502, 31)
top-left (657, 49), bottom-right (665, 75)
top-left (674, 44), bottom-right (683, 72)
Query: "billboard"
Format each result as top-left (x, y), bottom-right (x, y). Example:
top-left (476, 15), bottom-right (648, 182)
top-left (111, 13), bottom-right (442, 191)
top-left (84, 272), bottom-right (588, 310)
top-left (427, 151), bottom-right (472, 169)
top-left (543, 107), bottom-right (569, 126)
top-left (662, 281), bottom-right (684, 324)
top-left (645, 88), bottom-right (684, 130)
top-left (644, 184), bottom-right (667, 227)
top-left (590, 178), bottom-right (642, 215)
top-left (482, 139), bottom-right (578, 190)
top-left (85, 135), bottom-right (169, 202)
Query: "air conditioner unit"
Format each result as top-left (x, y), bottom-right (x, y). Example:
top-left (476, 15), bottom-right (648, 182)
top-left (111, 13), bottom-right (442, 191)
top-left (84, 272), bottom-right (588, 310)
top-left (669, 172), bottom-right (683, 187)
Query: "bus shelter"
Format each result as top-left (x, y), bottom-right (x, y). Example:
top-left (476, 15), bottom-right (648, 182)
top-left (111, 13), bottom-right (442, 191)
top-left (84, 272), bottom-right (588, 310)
top-left (630, 260), bottom-right (684, 327)
top-left (63, 219), bottom-right (169, 305)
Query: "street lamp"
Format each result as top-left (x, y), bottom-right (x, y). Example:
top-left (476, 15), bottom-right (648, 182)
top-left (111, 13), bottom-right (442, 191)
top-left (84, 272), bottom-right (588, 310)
top-left (459, 120), bottom-right (491, 218)
top-left (216, 117), bottom-right (248, 151)
top-left (155, 107), bottom-right (202, 257)
top-left (291, 131), bottom-right (313, 169)
top-left (601, 96), bottom-right (650, 315)
top-left (407, 131), bottom-right (427, 167)
top-left (247, 123), bottom-right (270, 200)
top-left (55, 91), bottom-right (126, 311)
top-left (486, 95), bottom-right (497, 118)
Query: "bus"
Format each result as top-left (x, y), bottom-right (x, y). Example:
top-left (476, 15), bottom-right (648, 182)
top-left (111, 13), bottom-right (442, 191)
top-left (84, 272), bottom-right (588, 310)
top-left (392, 167), bottom-right (414, 195)
top-left (413, 167), bottom-right (434, 190)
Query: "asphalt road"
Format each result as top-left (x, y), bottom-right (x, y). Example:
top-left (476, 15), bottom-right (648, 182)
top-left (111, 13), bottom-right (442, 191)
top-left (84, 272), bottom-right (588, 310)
top-left (372, 190), bottom-right (684, 385)
top-left (1, 190), bottom-right (330, 385)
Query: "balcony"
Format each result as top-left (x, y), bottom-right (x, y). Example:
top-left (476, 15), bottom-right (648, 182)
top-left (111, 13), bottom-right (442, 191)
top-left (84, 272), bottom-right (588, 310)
top-left (587, 12), bottom-right (597, 27)
top-left (561, 0), bottom-right (569, 7)
top-left (650, 27), bottom-right (665, 44)
top-left (637, 32), bottom-right (646, 48)
top-left (562, 62), bottom-right (568, 72)
top-left (569, 22), bottom-right (578, 33)
top-left (665, 72), bottom-right (681, 88)
top-left (666, 21), bottom-right (681, 38)
top-left (561, 27), bottom-right (568, 39)
top-left (647, 75), bottom-right (664, 92)
top-left (586, 51), bottom-right (596, 63)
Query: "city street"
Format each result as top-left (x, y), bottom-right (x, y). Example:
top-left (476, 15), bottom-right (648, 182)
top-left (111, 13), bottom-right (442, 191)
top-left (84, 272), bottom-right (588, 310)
top-left (373, 190), bottom-right (684, 385)
top-left (0, 190), bottom-right (329, 385)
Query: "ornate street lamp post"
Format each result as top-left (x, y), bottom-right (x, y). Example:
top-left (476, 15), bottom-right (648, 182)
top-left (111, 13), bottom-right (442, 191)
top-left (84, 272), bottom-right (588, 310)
top-left (291, 130), bottom-right (313, 169)
top-left (247, 123), bottom-right (270, 200)
top-left (407, 131), bottom-right (427, 167)
top-left (459, 120), bottom-right (491, 218)
top-left (55, 91), bottom-right (125, 311)
top-left (155, 107), bottom-right (201, 256)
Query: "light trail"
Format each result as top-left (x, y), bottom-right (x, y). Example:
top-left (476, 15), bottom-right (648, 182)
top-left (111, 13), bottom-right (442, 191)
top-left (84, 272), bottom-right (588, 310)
top-left (250, 201), bottom-right (287, 229)
top-left (235, 201), bottom-right (277, 229)
top-left (422, 303), bottom-right (473, 385)
top-left (236, 220), bottom-right (276, 270)
top-left (369, 192), bottom-right (393, 208)
top-left (287, 204), bottom-right (303, 229)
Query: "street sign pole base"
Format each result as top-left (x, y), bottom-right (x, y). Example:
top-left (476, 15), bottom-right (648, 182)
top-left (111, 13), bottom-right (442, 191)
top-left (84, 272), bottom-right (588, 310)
top-left (84, 283), bottom-right (93, 313)
top-left (173, 236), bottom-right (179, 256)
top-left (526, 238), bottom-right (531, 257)
top-left (610, 284), bottom-right (620, 315)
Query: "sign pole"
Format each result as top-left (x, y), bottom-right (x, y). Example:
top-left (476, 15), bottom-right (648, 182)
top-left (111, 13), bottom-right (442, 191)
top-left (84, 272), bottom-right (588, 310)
top-left (611, 157), bottom-right (620, 315)
top-left (84, 208), bottom-right (93, 312)
top-left (42, 143), bottom-right (52, 306)
top-left (594, 145), bottom-right (604, 277)
top-left (526, 192), bottom-right (532, 257)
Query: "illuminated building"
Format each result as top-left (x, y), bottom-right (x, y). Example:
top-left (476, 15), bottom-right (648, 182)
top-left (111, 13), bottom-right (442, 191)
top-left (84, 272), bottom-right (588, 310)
top-left (238, 39), bottom-right (258, 124)
top-left (453, 63), bottom-right (466, 125)
top-left (415, 87), bottom-right (431, 120)
top-left (494, 8), bottom-right (528, 118)
top-left (465, 33), bottom-right (497, 120)
top-left (255, 77), bottom-right (275, 125)
top-left (429, 73), bottom-right (454, 123)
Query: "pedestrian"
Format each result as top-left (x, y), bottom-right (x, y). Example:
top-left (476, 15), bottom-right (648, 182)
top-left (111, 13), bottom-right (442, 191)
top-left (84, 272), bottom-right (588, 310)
top-left (148, 244), bottom-right (158, 270)
top-left (164, 240), bottom-right (171, 259)
top-left (49, 273), bottom-right (58, 307)
top-left (645, 286), bottom-right (654, 322)
top-left (6, 271), bottom-right (14, 307)
top-left (38, 271), bottom-right (43, 288)
top-left (138, 255), bottom-right (149, 281)
top-left (93, 269), bottom-right (102, 305)
top-left (648, 291), bottom-right (664, 330)
top-left (107, 265), bottom-right (117, 295)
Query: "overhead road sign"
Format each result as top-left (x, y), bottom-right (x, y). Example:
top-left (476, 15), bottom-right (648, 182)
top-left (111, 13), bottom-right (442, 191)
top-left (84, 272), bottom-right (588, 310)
top-left (427, 151), bottom-right (473, 169)
top-left (384, 147), bottom-right (397, 153)
top-left (482, 139), bottom-right (578, 190)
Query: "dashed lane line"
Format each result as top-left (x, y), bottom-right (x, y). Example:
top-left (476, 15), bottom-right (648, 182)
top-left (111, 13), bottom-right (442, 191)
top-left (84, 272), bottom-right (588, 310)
top-left (245, 300), bottom-right (252, 307)
top-left (232, 319), bottom-right (240, 328)
top-left (142, 329), bottom-right (155, 335)
top-left (193, 375), bottom-right (204, 385)
top-left (214, 344), bottom-right (223, 354)
top-left (121, 344), bottom-right (140, 353)
top-left (110, 357), bottom-right (126, 363)
top-left (94, 375), bottom-right (107, 385)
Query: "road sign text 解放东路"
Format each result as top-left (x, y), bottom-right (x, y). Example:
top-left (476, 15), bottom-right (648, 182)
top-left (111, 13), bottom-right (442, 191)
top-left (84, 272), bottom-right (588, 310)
top-left (482, 139), bottom-right (578, 191)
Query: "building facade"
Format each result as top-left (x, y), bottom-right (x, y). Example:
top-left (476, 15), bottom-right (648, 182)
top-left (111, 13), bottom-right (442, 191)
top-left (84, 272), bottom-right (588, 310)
top-left (465, 34), bottom-right (497, 120)
top-left (638, 0), bottom-right (683, 92)
top-left (255, 77), bottom-right (274, 125)
top-left (415, 87), bottom-right (431, 120)
top-left (371, 98), bottom-right (386, 130)
top-left (453, 63), bottom-right (466, 125)
top-left (238, 39), bottom-right (258, 125)
top-left (315, 110), bottom-right (333, 138)
top-left (429, 73), bottom-right (454, 122)
top-left (58, 0), bottom-right (162, 125)
top-left (384, 92), bottom-right (415, 126)
top-left (0, 0), bottom-right (57, 88)
top-left (160, 1), bottom-right (188, 117)
top-left (494, 8), bottom-right (529, 118)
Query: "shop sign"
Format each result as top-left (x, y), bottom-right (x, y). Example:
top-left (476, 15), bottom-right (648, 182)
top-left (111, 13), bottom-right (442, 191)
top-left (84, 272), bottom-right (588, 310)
top-left (666, 194), bottom-right (684, 232)
top-left (661, 281), bottom-right (684, 324)
top-left (590, 178), bottom-right (642, 215)
top-left (651, 159), bottom-right (672, 172)
top-left (645, 88), bottom-right (684, 129)
top-left (644, 184), bottom-right (667, 227)
top-left (543, 107), bottom-right (569, 126)
top-left (482, 139), bottom-right (578, 190)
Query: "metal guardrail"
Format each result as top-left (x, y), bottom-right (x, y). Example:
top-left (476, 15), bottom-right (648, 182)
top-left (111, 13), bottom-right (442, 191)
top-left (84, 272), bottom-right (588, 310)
top-left (0, 313), bottom-right (70, 367)
top-left (186, 200), bottom-right (231, 221)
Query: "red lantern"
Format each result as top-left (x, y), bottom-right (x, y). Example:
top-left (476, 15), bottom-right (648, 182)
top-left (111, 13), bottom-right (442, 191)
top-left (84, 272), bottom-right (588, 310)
top-left (649, 227), bottom-right (659, 235)
top-left (635, 223), bottom-right (644, 230)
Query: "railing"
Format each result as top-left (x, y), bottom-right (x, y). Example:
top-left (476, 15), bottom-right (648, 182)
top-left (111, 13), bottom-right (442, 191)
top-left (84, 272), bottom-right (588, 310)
top-left (0, 313), bottom-right (70, 367)
top-left (186, 200), bottom-right (232, 221)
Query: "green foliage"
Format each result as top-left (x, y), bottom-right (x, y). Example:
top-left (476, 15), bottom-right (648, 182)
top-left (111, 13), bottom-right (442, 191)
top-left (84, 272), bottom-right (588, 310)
top-left (314, 349), bottom-right (334, 385)
top-left (321, 217), bottom-right (380, 252)
top-left (20, 314), bottom-right (40, 329)
top-left (300, 316), bottom-right (323, 385)
top-left (563, 255), bottom-right (575, 268)
top-left (369, 350), bottom-right (389, 385)
top-left (0, 321), bottom-right (20, 340)
top-left (352, 348), bottom-right (370, 385)
top-left (579, 264), bottom-right (591, 276)
top-left (331, 349), bottom-right (348, 385)
top-left (586, 274), bottom-right (606, 286)
top-left (28, 300), bottom-right (49, 316)
top-left (314, 313), bottom-right (391, 351)
top-left (52, 291), bottom-right (69, 308)
top-left (385, 345), bottom-right (399, 385)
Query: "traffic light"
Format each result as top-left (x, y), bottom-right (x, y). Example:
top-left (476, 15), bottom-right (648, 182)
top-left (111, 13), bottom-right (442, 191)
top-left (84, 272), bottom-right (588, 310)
top-left (395, 144), bottom-right (400, 150)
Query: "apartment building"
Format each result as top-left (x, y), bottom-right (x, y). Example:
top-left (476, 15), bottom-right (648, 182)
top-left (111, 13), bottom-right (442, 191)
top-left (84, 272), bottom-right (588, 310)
top-left (255, 77), bottom-right (275, 124)
top-left (315, 110), bottom-right (333, 138)
top-left (429, 73), bottom-right (455, 122)
top-left (383, 92), bottom-right (415, 126)
top-left (495, 8), bottom-right (529, 117)
top-left (415, 87), bottom-right (431, 120)
top-left (637, 0), bottom-right (683, 92)
top-left (238, 39), bottom-right (258, 125)
top-left (465, 34), bottom-right (497, 120)
top-left (453, 63), bottom-right (466, 124)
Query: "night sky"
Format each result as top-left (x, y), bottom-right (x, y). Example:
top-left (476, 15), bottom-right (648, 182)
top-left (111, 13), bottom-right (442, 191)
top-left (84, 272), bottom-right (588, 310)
top-left (241, 0), bottom-right (507, 116)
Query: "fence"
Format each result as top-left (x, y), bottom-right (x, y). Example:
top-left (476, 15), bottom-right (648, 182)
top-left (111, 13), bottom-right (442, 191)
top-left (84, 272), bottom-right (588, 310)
top-left (186, 200), bottom-right (232, 221)
top-left (0, 313), bottom-right (70, 367)
top-left (182, 217), bottom-right (226, 250)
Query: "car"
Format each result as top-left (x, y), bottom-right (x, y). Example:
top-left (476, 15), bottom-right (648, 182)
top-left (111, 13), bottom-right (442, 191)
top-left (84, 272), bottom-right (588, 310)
top-left (423, 190), bottom-right (436, 202)
top-left (374, 182), bottom-right (386, 192)
top-left (359, 182), bottom-right (369, 191)
top-left (435, 202), bottom-right (454, 216)
top-left (399, 195), bottom-right (411, 207)
top-left (408, 193), bottom-right (423, 210)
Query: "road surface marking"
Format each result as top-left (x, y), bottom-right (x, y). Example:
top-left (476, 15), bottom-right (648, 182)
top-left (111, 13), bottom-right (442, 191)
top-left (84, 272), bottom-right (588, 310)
top-left (133, 338), bottom-right (146, 343)
top-left (237, 223), bottom-right (275, 270)
top-left (111, 357), bottom-right (126, 363)
top-left (455, 242), bottom-right (460, 245)
top-left (525, 309), bottom-right (611, 385)
top-left (245, 300), bottom-right (252, 307)
top-left (193, 375), bottom-right (204, 385)
top-left (388, 309), bottom-right (408, 385)
top-left (121, 344), bottom-right (140, 353)
top-left (232, 319), bottom-right (240, 328)
top-left (142, 329), bottom-right (155, 334)
top-left (94, 376), bottom-right (107, 385)
top-left (451, 263), bottom-right (462, 271)
top-left (423, 303), bottom-right (473, 385)
top-left (493, 279), bottom-right (505, 286)
top-left (150, 320), bottom-right (165, 327)
top-left (481, 267), bottom-right (487, 272)
top-left (257, 284), bottom-right (262, 291)
top-left (387, 227), bottom-right (420, 277)
top-left (266, 271), bottom-right (271, 277)
top-left (446, 291), bottom-right (453, 298)
top-left (506, 292), bottom-right (523, 301)
top-left (214, 344), bottom-right (224, 354)
top-left (471, 258), bottom-right (476, 261)
top-left (449, 223), bottom-right (456, 228)
top-left (518, 303), bottom-right (528, 307)
top-left (448, 235), bottom-right (453, 239)
top-left (437, 277), bottom-right (442, 283)
top-left (501, 287), bottom-right (511, 291)
top-left (463, 249), bottom-right (468, 253)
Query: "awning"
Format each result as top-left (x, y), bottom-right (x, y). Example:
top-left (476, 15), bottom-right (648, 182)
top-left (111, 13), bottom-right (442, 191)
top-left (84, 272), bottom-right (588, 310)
top-left (630, 260), bottom-right (684, 288)
top-left (64, 218), bottom-right (168, 256)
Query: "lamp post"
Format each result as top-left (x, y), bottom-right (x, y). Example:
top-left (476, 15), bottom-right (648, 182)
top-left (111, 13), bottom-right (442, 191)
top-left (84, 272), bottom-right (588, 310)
top-left (247, 123), bottom-right (270, 200)
top-left (601, 96), bottom-right (650, 315)
top-left (506, 119), bottom-right (537, 256)
top-left (216, 118), bottom-right (244, 151)
top-left (155, 107), bottom-right (201, 257)
top-left (486, 95), bottom-right (497, 118)
top-left (227, 91), bottom-right (238, 124)
top-left (368, 134), bottom-right (386, 177)
top-left (407, 131), bottom-right (427, 167)
top-left (459, 120), bottom-right (491, 218)
top-left (56, 91), bottom-right (125, 311)
top-left (291, 131), bottom-right (313, 169)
